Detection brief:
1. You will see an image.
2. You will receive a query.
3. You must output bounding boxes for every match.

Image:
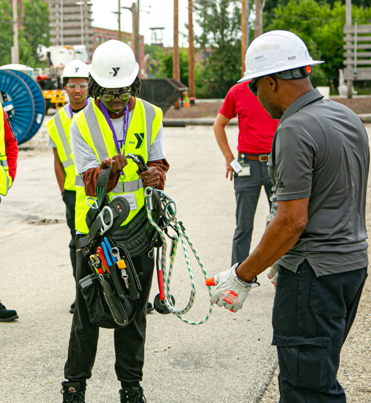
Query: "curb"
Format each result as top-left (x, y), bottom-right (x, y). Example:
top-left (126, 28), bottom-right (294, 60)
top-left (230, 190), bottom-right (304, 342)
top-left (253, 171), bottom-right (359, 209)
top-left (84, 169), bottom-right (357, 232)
top-left (163, 118), bottom-right (238, 127)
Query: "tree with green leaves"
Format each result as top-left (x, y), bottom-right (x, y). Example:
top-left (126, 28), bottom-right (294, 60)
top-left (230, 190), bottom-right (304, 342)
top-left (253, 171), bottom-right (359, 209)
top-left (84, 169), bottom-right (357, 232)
top-left (0, 0), bottom-right (14, 66)
top-left (267, 0), bottom-right (371, 84)
top-left (148, 47), bottom-right (190, 86)
top-left (193, 0), bottom-right (242, 98)
top-left (22, 0), bottom-right (50, 67)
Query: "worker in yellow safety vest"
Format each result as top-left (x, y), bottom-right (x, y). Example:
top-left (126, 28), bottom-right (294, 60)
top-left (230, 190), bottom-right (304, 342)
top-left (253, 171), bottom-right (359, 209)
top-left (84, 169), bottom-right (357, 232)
top-left (60, 40), bottom-right (169, 403)
top-left (0, 103), bottom-right (19, 322)
top-left (46, 60), bottom-right (90, 314)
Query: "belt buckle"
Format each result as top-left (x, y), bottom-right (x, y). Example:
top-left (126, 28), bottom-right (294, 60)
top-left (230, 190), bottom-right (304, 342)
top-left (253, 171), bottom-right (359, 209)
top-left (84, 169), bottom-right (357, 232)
top-left (259, 155), bottom-right (268, 162)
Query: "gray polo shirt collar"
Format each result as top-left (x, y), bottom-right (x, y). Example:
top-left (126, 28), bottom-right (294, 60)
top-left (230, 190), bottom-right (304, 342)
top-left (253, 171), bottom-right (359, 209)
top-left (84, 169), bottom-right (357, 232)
top-left (279, 88), bottom-right (324, 126)
top-left (271, 89), bottom-right (324, 165)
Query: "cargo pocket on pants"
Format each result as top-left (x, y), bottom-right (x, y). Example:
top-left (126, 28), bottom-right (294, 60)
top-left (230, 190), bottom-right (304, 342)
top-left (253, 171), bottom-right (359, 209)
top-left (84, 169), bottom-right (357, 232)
top-left (273, 334), bottom-right (331, 391)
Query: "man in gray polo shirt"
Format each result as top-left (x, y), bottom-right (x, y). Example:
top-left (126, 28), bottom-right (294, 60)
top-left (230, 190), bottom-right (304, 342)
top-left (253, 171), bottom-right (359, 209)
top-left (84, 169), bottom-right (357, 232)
top-left (209, 30), bottom-right (369, 402)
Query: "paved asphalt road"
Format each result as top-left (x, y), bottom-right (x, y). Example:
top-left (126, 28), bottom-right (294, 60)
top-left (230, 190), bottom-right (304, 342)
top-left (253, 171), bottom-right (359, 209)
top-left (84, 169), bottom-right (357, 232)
top-left (0, 122), bottom-right (277, 402)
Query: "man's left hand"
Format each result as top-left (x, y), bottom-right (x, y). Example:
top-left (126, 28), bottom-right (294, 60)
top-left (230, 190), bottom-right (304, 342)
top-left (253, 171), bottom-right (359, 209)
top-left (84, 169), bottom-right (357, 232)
top-left (208, 263), bottom-right (260, 312)
top-left (139, 167), bottom-right (160, 188)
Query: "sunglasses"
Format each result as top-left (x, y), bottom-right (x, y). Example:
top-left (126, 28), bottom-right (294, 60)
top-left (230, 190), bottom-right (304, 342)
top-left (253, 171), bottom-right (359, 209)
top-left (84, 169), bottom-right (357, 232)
top-left (66, 83), bottom-right (88, 90)
top-left (248, 77), bottom-right (262, 96)
top-left (100, 88), bottom-right (132, 102)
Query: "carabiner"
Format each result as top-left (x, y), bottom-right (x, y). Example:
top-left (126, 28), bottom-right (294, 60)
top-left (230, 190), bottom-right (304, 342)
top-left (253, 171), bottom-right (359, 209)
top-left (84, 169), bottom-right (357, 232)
top-left (86, 197), bottom-right (99, 210)
top-left (97, 206), bottom-right (114, 235)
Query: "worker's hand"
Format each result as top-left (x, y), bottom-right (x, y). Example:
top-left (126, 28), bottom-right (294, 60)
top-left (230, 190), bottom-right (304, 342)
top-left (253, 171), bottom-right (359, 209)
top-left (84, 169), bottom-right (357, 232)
top-left (138, 167), bottom-right (160, 188)
top-left (207, 263), bottom-right (260, 312)
top-left (225, 155), bottom-right (235, 181)
top-left (267, 261), bottom-right (278, 287)
top-left (100, 154), bottom-right (127, 175)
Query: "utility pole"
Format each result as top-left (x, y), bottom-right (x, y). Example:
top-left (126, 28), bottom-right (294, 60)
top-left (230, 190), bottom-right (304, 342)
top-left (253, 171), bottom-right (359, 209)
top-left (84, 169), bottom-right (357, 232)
top-left (136, 0), bottom-right (140, 65)
top-left (254, 0), bottom-right (265, 38)
top-left (131, 3), bottom-right (137, 56)
top-left (118, 0), bottom-right (122, 41)
top-left (11, 0), bottom-right (19, 64)
top-left (188, 0), bottom-right (195, 98)
top-left (173, 0), bottom-right (180, 109)
top-left (241, 0), bottom-right (246, 77)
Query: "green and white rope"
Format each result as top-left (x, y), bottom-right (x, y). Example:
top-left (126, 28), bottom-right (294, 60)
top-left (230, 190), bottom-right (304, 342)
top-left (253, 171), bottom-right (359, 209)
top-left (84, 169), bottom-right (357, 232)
top-left (145, 187), bottom-right (214, 325)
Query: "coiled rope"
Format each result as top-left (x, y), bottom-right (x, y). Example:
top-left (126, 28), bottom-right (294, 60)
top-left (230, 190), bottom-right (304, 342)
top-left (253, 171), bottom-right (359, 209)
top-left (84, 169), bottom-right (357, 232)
top-left (145, 187), bottom-right (213, 325)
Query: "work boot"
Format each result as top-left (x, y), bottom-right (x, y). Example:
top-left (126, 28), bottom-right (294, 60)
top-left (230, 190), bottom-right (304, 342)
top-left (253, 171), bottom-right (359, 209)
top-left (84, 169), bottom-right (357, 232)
top-left (61, 381), bottom-right (85, 403)
top-left (120, 386), bottom-right (147, 403)
top-left (0, 301), bottom-right (18, 322)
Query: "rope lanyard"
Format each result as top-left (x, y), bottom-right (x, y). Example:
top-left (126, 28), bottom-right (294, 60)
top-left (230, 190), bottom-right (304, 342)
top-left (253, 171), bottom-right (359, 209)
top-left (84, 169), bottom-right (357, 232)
top-left (144, 187), bottom-right (214, 325)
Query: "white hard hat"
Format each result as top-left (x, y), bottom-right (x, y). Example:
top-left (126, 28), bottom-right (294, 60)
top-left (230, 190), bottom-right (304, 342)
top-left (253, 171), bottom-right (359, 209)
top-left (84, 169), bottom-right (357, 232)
top-left (62, 60), bottom-right (90, 79)
top-left (239, 30), bottom-right (324, 82)
top-left (89, 40), bottom-right (139, 89)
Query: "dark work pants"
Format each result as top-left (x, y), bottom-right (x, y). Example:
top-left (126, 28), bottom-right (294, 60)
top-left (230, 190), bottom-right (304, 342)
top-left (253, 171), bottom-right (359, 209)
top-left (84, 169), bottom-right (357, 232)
top-left (232, 159), bottom-right (272, 265)
top-left (64, 236), bottom-right (154, 387)
top-left (273, 260), bottom-right (367, 403)
top-left (62, 190), bottom-right (77, 279)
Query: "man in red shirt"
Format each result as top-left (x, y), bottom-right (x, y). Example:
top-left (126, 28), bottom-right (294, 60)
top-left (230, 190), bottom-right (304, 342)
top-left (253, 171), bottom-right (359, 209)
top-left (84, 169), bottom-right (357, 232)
top-left (213, 81), bottom-right (278, 264)
top-left (0, 107), bottom-right (19, 322)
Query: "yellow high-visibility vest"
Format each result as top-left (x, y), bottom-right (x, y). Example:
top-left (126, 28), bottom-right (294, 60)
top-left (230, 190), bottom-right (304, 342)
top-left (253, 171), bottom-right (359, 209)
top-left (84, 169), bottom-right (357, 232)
top-left (74, 98), bottom-right (162, 234)
top-left (46, 103), bottom-right (81, 191)
top-left (0, 105), bottom-right (13, 196)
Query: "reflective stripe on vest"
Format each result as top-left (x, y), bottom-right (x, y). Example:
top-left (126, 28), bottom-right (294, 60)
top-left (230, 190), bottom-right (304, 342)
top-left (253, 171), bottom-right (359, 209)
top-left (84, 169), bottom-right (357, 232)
top-left (0, 105), bottom-right (12, 196)
top-left (74, 98), bottom-right (163, 233)
top-left (46, 104), bottom-right (76, 191)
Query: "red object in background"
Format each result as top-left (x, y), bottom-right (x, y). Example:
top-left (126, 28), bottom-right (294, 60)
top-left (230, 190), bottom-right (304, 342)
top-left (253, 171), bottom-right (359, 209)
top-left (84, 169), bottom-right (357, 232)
top-left (36, 75), bottom-right (50, 81)
top-left (3, 111), bottom-right (18, 181)
top-left (219, 81), bottom-right (279, 155)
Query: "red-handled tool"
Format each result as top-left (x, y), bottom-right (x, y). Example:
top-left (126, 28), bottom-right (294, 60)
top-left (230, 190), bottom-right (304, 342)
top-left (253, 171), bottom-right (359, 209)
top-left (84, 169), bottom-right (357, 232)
top-left (97, 246), bottom-right (110, 274)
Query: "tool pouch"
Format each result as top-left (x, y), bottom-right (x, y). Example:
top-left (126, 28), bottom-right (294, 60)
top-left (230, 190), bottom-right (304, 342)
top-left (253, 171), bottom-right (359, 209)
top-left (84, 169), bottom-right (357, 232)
top-left (79, 272), bottom-right (137, 329)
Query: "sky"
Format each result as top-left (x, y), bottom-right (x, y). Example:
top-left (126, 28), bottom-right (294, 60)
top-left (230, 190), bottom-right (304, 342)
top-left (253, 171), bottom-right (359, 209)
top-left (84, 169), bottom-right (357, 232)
top-left (91, 0), bottom-right (199, 47)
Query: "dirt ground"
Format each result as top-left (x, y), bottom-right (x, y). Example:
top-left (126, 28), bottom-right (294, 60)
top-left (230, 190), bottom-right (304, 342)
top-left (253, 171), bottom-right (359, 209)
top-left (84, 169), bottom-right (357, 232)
top-left (164, 97), bottom-right (371, 119)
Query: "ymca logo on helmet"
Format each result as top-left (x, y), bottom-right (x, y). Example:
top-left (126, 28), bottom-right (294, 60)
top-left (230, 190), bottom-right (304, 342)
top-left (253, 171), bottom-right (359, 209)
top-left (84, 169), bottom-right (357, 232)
top-left (90, 40), bottom-right (139, 89)
top-left (109, 67), bottom-right (121, 77)
top-left (62, 60), bottom-right (90, 79)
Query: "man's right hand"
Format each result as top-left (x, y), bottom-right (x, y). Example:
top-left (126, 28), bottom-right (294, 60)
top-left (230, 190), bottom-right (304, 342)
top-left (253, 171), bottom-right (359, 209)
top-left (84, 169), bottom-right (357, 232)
top-left (100, 154), bottom-right (127, 174)
top-left (225, 155), bottom-right (235, 181)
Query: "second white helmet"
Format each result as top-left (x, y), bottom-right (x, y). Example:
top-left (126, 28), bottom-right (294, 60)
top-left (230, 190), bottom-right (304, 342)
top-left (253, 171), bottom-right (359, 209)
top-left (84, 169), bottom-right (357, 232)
top-left (90, 40), bottom-right (139, 89)
top-left (239, 30), bottom-right (324, 82)
top-left (62, 60), bottom-right (90, 79)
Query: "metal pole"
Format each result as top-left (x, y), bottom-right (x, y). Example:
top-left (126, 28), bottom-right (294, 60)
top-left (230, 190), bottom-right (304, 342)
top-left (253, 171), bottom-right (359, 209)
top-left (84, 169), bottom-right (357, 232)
top-left (136, 0), bottom-right (140, 65)
top-left (345, 0), bottom-right (352, 97)
top-left (61, 0), bottom-right (64, 46)
top-left (246, 0), bottom-right (250, 48)
top-left (188, 0), bottom-right (195, 98)
top-left (241, 0), bottom-right (246, 77)
top-left (173, 0), bottom-right (180, 109)
top-left (131, 3), bottom-right (136, 56)
top-left (12, 0), bottom-right (19, 64)
top-left (354, 18), bottom-right (358, 79)
top-left (118, 0), bottom-right (121, 41)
